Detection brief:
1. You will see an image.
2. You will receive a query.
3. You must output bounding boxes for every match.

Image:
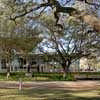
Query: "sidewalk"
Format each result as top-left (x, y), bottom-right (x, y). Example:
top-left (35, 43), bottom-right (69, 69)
top-left (0, 81), bottom-right (100, 90)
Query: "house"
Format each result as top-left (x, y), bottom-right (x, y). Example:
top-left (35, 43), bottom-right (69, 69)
top-left (0, 52), bottom-right (99, 72)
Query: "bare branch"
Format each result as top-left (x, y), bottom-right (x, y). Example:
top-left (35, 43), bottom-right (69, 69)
top-left (10, 2), bottom-right (50, 21)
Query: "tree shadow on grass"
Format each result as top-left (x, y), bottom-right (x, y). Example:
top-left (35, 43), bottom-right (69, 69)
top-left (20, 88), bottom-right (100, 100)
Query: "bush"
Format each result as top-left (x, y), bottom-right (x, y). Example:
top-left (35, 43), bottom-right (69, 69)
top-left (32, 72), bottom-right (75, 81)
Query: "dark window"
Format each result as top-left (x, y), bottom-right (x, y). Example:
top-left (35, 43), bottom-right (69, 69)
top-left (1, 59), bottom-right (6, 69)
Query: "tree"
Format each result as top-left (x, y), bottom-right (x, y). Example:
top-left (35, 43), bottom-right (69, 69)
top-left (37, 13), bottom-right (100, 76)
top-left (3, 0), bottom-right (100, 32)
top-left (0, 0), bottom-right (43, 74)
top-left (1, 0), bottom-right (100, 75)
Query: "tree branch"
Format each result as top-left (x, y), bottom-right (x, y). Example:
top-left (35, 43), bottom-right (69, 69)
top-left (10, 2), bottom-right (50, 21)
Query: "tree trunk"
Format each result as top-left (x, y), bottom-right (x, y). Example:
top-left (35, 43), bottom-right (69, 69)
top-left (62, 62), bottom-right (70, 78)
top-left (27, 64), bottom-right (31, 73)
top-left (63, 66), bottom-right (68, 78)
top-left (37, 64), bottom-right (40, 73)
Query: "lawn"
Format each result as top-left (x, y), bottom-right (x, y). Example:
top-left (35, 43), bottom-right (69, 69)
top-left (0, 88), bottom-right (100, 100)
top-left (0, 72), bottom-right (100, 81)
top-left (0, 72), bottom-right (74, 81)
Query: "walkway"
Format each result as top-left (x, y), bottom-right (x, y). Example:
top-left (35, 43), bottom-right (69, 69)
top-left (0, 81), bottom-right (100, 90)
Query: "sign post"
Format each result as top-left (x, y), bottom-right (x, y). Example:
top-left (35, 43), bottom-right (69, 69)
top-left (19, 78), bottom-right (22, 91)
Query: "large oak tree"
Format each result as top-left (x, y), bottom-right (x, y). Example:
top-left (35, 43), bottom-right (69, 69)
top-left (2, 0), bottom-right (99, 32)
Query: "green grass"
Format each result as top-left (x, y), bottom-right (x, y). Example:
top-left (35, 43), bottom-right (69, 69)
top-left (0, 72), bottom-right (100, 81)
top-left (0, 88), bottom-right (100, 100)
top-left (0, 72), bottom-right (74, 81)
top-left (0, 75), bottom-right (49, 81)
